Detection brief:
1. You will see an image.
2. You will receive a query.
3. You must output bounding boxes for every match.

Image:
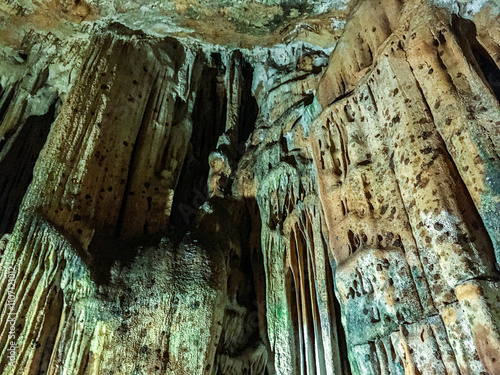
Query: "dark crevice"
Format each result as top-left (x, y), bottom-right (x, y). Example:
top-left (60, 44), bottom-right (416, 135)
top-left (0, 84), bottom-right (16, 126)
top-left (306, 232), bottom-right (327, 374)
top-left (35, 285), bottom-right (63, 375)
top-left (246, 198), bottom-right (275, 371)
top-left (328, 89), bottom-right (355, 108)
top-left (268, 72), bottom-right (315, 95)
top-left (451, 15), bottom-right (500, 101)
top-left (171, 55), bottom-right (259, 231)
top-left (238, 58), bottom-right (259, 152)
top-left (237, 205), bottom-right (258, 309)
top-left (170, 59), bottom-right (227, 230)
top-left (347, 229), bottom-right (360, 254)
top-left (77, 343), bottom-right (92, 375)
top-left (286, 267), bottom-right (301, 372)
top-left (298, 230), bottom-right (316, 374)
top-left (87, 231), bottom-right (164, 286)
top-left (328, 255), bottom-right (351, 375)
top-left (0, 99), bottom-right (58, 235)
top-left (366, 84), bottom-right (378, 113)
top-left (470, 38), bottom-right (500, 101)
top-left (270, 94), bottom-right (314, 133)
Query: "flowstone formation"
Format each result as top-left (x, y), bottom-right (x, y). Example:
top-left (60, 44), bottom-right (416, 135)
top-left (0, 0), bottom-right (499, 374)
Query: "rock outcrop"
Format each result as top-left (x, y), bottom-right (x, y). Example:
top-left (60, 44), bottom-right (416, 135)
top-left (0, 0), bottom-right (499, 374)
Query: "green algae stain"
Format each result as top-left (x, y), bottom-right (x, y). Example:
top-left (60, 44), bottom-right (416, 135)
top-left (470, 128), bottom-right (500, 261)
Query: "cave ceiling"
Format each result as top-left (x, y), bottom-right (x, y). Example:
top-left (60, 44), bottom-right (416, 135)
top-left (1, 0), bottom-right (359, 48)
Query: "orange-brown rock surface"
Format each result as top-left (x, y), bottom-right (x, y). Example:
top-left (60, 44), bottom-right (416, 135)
top-left (0, 0), bottom-right (499, 374)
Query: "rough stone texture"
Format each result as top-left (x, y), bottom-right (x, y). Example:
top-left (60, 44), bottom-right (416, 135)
top-left (0, 0), bottom-right (499, 374)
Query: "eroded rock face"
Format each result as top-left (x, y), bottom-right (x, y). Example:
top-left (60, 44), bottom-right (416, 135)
top-left (0, 0), bottom-right (499, 374)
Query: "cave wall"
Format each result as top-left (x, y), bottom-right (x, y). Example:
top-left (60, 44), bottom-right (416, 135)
top-left (312, 1), bottom-right (500, 373)
top-left (0, 0), bottom-right (499, 374)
